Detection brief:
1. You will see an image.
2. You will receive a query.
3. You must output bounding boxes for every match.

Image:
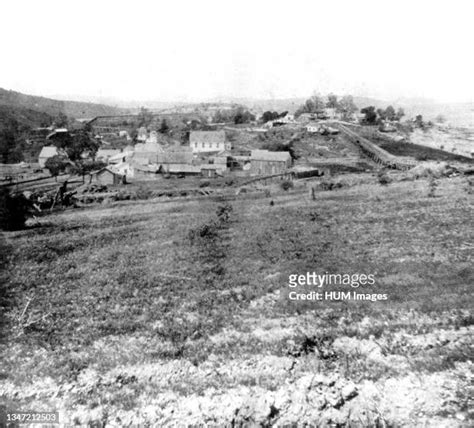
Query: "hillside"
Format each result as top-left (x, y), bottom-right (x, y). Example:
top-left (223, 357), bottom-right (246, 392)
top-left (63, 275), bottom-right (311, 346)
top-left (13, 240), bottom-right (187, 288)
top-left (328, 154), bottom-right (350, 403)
top-left (1, 175), bottom-right (472, 426)
top-left (0, 105), bottom-right (53, 130)
top-left (0, 88), bottom-right (127, 119)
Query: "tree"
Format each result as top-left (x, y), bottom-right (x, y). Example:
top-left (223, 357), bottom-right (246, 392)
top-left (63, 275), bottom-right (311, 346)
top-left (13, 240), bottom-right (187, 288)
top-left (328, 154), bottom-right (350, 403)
top-left (376, 108), bottom-right (386, 122)
top-left (396, 108), bottom-right (405, 121)
top-left (64, 129), bottom-right (99, 161)
top-left (54, 112), bottom-right (69, 128)
top-left (0, 188), bottom-right (29, 231)
top-left (234, 107), bottom-right (255, 124)
top-left (70, 159), bottom-right (106, 182)
top-left (295, 94), bottom-right (326, 117)
top-left (360, 106), bottom-right (377, 124)
top-left (45, 155), bottom-right (69, 178)
top-left (385, 105), bottom-right (396, 121)
top-left (138, 107), bottom-right (153, 127)
top-left (337, 95), bottom-right (358, 120)
top-left (261, 111), bottom-right (280, 123)
top-left (159, 118), bottom-right (170, 134)
top-left (0, 127), bottom-right (22, 163)
top-left (415, 114), bottom-right (424, 128)
top-left (326, 94), bottom-right (339, 109)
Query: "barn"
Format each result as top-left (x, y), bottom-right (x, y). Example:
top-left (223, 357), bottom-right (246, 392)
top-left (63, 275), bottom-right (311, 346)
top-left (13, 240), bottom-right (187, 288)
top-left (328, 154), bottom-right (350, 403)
top-left (250, 150), bottom-right (292, 175)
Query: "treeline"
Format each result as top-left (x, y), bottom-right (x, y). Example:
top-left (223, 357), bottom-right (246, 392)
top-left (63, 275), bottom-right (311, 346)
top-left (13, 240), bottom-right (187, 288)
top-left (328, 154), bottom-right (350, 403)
top-left (295, 94), bottom-right (358, 120)
top-left (360, 105), bottom-right (405, 124)
top-left (212, 106), bottom-right (255, 124)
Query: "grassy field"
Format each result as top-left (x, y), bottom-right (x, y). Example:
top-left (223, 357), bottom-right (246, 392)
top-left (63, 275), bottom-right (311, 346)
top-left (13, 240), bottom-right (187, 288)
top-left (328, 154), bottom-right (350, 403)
top-left (1, 173), bottom-right (473, 426)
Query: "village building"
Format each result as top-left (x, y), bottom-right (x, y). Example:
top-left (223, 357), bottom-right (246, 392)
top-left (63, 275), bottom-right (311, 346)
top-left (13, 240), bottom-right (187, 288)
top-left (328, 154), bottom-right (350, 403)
top-left (130, 164), bottom-right (161, 180)
top-left (111, 145), bottom-right (196, 180)
top-left (296, 113), bottom-right (317, 123)
top-left (133, 140), bottom-right (164, 165)
top-left (146, 131), bottom-right (158, 144)
top-left (250, 150), bottom-right (292, 175)
top-left (167, 164), bottom-right (201, 176)
top-left (137, 127), bottom-right (148, 142)
top-left (38, 146), bottom-right (66, 167)
top-left (96, 149), bottom-right (121, 162)
top-left (189, 131), bottom-right (230, 153)
top-left (46, 128), bottom-right (69, 140)
top-left (108, 150), bottom-right (133, 165)
top-left (156, 147), bottom-right (194, 173)
top-left (89, 167), bottom-right (125, 185)
top-left (306, 124), bottom-right (321, 133)
top-left (119, 130), bottom-right (131, 140)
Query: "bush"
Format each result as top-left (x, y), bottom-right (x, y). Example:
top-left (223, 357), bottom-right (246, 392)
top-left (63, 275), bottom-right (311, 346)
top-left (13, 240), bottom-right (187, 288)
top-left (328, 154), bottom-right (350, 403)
top-left (319, 180), bottom-right (343, 191)
top-left (427, 177), bottom-right (438, 198)
top-left (199, 181), bottom-right (210, 188)
top-left (0, 188), bottom-right (29, 231)
top-left (281, 180), bottom-right (294, 191)
top-left (377, 170), bottom-right (391, 185)
top-left (134, 186), bottom-right (153, 200)
top-left (415, 154), bottom-right (428, 161)
top-left (216, 203), bottom-right (233, 222)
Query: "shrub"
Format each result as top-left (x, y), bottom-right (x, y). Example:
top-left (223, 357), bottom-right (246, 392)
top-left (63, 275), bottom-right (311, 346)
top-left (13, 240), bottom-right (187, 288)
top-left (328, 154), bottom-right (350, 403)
top-left (416, 154), bottom-right (428, 161)
top-left (199, 181), bottom-right (210, 188)
top-left (216, 203), bottom-right (233, 222)
top-left (427, 177), bottom-right (438, 198)
top-left (281, 180), bottom-right (294, 191)
top-left (134, 186), bottom-right (152, 200)
top-left (0, 188), bottom-right (29, 231)
top-left (319, 180), bottom-right (343, 191)
top-left (377, 171), bottom-right (391, 185)
top-left (188, 221), bottom-right (219, 243)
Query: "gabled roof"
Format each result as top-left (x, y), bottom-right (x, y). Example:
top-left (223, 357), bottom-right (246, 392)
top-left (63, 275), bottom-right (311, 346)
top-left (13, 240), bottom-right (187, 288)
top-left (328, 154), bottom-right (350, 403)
top-left (109, 151), bottom-right (132, 162)
top-left (134, 141), bottom-right (164, 153)
top-left (133, 164), bottom-right (160, 173)
top-left (39, 146), bottom-right (61, 158)
top-left (168, 164), bottom-right (201, 174)
top-left (251, 150), bottom-right (292, 162)
top-left (91, 167), bottom-right (124, 177)
top-left (189, 130), bottom-right (226, 144)
top-left (96, 149), bottom-right (120, 158)
top-left (156, 151), bottom-right (193, 164)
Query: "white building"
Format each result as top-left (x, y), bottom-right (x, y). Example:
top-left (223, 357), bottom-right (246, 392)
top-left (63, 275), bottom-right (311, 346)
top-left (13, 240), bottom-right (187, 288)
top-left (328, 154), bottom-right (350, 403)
top-left (189, 131), bottom-right (230, 153)
top-left (38, 146), bottom-right (66, 167)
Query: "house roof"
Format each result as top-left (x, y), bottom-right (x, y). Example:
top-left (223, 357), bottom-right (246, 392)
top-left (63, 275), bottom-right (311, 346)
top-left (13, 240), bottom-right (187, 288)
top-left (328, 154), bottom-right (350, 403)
top-left (133, 164), bottom-right (160, 173)
top-left (251, 150), bottom-right (292, 162)
top-left (109, 151), bottom-right (133, 163)
top-left (97, 149), bottom-right (120, 158)
top-left (46, 129), bottom-right (69, 140)
top-left (91, 167), bottom-right (124, 177)
top-left (39, 146), bottom-right (60, 158)
top-left (189, 130), bottom-right (226, 144)
top-left (156, 151), bottom-right (193, 164)
top-left (134, 141), bottom-right (164, 153)
top-left (168, 164), bottom-right (201, 174)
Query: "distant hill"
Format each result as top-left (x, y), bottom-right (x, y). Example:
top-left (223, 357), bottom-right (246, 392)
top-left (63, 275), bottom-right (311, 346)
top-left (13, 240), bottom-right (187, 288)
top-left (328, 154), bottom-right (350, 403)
top-left (202, 96), bottom-right (389, 115)
top-left (0, 88), bottom-right (127, 119)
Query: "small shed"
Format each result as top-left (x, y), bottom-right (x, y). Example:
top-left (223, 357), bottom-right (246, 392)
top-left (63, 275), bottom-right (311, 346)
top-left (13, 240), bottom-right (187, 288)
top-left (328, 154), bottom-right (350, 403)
top-left (90, 168), bottom-right (125, 185)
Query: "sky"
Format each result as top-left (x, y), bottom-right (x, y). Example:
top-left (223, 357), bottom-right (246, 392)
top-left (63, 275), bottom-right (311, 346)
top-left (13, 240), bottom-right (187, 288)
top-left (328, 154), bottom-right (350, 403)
top-left (1, 0), bottom-right (473, 104)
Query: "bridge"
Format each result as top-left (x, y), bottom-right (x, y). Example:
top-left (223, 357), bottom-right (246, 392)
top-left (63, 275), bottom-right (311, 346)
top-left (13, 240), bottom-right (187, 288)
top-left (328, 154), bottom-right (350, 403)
top-left (335, 124), bottom-right (417, 170)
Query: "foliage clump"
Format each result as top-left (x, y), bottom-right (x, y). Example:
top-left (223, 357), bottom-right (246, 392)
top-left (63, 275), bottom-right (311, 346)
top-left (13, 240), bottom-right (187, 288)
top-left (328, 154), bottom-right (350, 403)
top-left (0, 188), bottom-right (29, 230)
